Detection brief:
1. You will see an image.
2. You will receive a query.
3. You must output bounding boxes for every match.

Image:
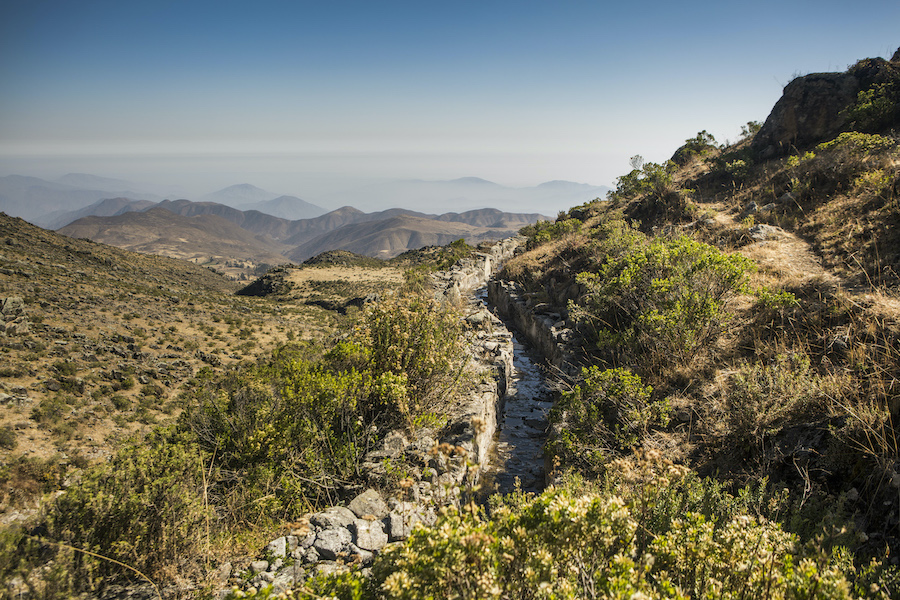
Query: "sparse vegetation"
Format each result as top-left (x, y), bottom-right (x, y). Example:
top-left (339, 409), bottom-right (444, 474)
top-left (5, 48), bottom-right (900, 600)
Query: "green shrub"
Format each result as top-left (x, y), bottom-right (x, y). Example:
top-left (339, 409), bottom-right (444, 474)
top-left (181, 295), bottom-right (467, 520)
top-left (725, 353), bottom-right (830, 454)
top-left (0, 425), bottom-right (16, 450)
top-left (842, 77), bottom-right (900, 133)
top-left (755, 286), bottom-right (800, 310)
top-left (725, 158), bottom-right (751, 181)
top-left (673, 130), bottom-right (719, 165)
top-left (572, 235), bottom-right (754, 370)
top-left (550, 367), bottom-right (668, 472)
top-left (740, 120), bottom-right (763, 140)
top-left (816, 131), bottom-right (896, 156)
top-left (520, 217), bottom-right (582, 249)
top-left (355, 485), bottom-right (855, 600)
top-left (48, 430), bottom-right (210, 581)
top-left (608, 158), bottom-right (680, 204)
top-left (357, 294), bottom-right (465, 410)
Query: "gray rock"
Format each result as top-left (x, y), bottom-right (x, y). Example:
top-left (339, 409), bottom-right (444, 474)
top-left (749, 224), bottom-right (784, 241)
top-left (267, 536), bottom-right (288, 558)
top-left (349, 543), bottom-right (375, 565)
top-left (298, 530), bottom-right (317, 550)
top-left (1, 297), bottom-right (24, 316)
top-left (778, 192), bottom-right (796, 205)
top-left (740, 201), bottom-right (759, 217)
top-left (310, 506), bottom-right (357, 530)
top-left (302, 546), bottom-right (320, 564)
top-left (251, 570), bottom-right (276, 587)
top-left (313, 527), bottom-right (352, 560)
top-left (348, 489), bottom-right (389, 519)
top-left (311, 562), bottom-right (345, 578)
top-left (350, 519), bottom-right (388, 551)
top-left (381, 431), bottom-right (408, 458)
top-left (249, 560), bottom-right (269, 574)
top-left (211, 562), bottom-right (232, 587)
top-left (270, 568), bottom-right (297, 595)
top-left (751, 72), bottom-right (859, 159)
top-left (387, 502), bottom-right (429, 541)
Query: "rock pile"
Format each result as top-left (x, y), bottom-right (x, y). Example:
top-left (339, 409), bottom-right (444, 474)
top-left (219, 488), bottom-right (438, 596)
top-left (1, 296), bottom-right (29, 336)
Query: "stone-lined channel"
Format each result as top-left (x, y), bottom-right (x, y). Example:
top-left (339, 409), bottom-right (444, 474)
top-left (477, 288), bottom-right (554, 495)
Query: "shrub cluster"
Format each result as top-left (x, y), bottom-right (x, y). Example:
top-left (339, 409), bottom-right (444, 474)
top-left (2, 290), bottom-right (469, 591)
top-left (182, 294), bottom-right (466, 520)
top-left (266, 466), bottom-right (880, 600)
top-left (519, 214), bottom-right (582, 250)
top-left (570, 223), bottom-right (754, 372)
top-left (549, 366), bottom-right (669, 473)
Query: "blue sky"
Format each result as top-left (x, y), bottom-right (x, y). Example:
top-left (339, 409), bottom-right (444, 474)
top-left (1, 0), bottom-right (898, 201)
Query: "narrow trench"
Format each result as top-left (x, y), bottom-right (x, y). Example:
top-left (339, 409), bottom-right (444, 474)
top-left (476, 288), bottom-right (554, 495)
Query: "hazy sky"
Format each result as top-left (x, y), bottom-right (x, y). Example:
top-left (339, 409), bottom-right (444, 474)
top-left (1, 0), bottom-right (898, 199)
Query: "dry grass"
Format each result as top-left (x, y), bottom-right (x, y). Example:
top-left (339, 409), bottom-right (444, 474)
top-left (0, 217), bottom-right (415, 522)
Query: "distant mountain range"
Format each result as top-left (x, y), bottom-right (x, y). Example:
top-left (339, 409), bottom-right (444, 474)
top-left (319, 177), bottom-right (610, 214)
top-left (57, 198), bottom-right (548, 266)
top-left (1, 173), bottom-right (609, 271)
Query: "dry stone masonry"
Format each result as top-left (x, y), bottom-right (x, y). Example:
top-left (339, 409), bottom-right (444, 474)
top-left (219, 238), bottom-right (527, 598)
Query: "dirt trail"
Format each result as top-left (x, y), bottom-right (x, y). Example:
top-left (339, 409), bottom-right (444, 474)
top-left (713, 211), bottom-right (839, 286)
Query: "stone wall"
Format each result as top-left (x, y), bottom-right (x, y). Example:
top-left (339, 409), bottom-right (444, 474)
top-left (219, 238), bottom-right (522, 597)
top-left (487, 279), bottom-right (581, 377)
top-left (432, 236), bottom-right (524, 304)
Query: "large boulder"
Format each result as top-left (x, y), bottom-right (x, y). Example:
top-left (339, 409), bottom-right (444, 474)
top-left (751, 72), bottom-right (859, 159)
top-left (752, 48), bottom-right (900, 159)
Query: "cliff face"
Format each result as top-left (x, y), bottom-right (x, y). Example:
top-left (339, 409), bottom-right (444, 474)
top-left (752, 48), bottom-right (900, 159)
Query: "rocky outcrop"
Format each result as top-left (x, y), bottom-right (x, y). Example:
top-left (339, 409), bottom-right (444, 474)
top-left (1, 296), bottom-right (28, 336)
top-left (752, 49), bottom-right (900, 159)
top-left (235, 265), bottom-right (295, 296)
top-left (751, 72), bottom-right (860, 159)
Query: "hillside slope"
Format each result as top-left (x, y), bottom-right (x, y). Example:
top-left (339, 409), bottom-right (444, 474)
top-left (497, 48), bottom-right (900, 569)
top-left (58, 206), bottom-right (289, 269)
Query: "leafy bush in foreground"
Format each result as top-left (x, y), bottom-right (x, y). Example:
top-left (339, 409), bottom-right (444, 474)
top-left (272, 479), bottom-right (862, 600)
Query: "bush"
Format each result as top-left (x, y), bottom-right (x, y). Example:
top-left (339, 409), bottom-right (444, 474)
top-left (357, 484), bottom-right (856, 600)
top-left (572, 234), bottom-right (754, 371)
top-left (816, 131), bottom-right (896, 156)
top-left (549, 367), bottom-right (668, 472)
top-left (357, 294), bottom-right (465, 410)
top-left (0, 425), bottom-right (16, 450)
top-left (725, 353), bottom-right (832, 455)
top-left (181, 293), bottom-right (467, 521)
top-left (842, 73), bottom-right (900, 133)
top-left (182, 354), bottom-right (374, 517)
top-left (520, 217), bottom-right (582, 249)
top-left (608, 159), bottom-right (679, 203)
top-left (48, 430), bottom-right (210, 582)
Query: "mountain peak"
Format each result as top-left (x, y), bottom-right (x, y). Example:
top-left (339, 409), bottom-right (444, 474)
top-left (447, 177), bottom-right (498, 186)
top-left (201, 184), bottom-right (278, 206)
